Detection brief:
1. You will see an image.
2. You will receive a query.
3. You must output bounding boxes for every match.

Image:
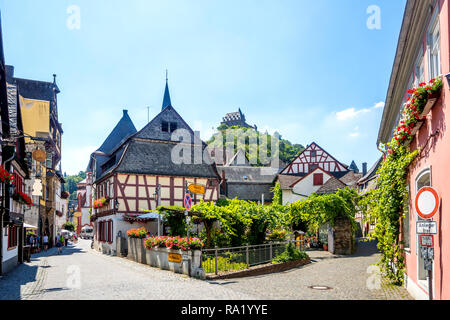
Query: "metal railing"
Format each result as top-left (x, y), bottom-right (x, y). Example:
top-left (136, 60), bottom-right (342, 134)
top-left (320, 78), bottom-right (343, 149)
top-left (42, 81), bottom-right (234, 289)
top-left (201, 240), bottom-right (305, 275)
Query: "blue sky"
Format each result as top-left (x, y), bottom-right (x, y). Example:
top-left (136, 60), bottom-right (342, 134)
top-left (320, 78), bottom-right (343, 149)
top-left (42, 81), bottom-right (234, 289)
top-left (0, 0), bottom-right (406, 175)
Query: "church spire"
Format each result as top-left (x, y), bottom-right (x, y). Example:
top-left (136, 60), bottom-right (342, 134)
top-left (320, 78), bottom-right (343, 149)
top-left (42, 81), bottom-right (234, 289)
top-left (162, 70), bottom-right (172, 111)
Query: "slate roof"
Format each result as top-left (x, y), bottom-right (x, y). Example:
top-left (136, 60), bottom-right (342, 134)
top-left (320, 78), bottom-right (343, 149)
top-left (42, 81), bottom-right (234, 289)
top-left (217, 166), bottom-right (277, 184)
top-left (349, 160), bottom-right (359, 173)
top-left (7, 84), bottom-right (18, 135)
top-left (207, 147), bottom-right (235, 166)
top-left (114, 139), bottom-right (218, 179)
top-left (97, 110), bottom-right (137, 154)
top-left (276, 174), bottom-right (303, 190)
top-left (161, 80), bottom-right (172, 111)
top-left (358, 157), bottom-right (383, 184)
top-left (316, 176), bottom-right (347, 195)
top-left (6, 65), bottom-right (59, 103)
top-left (7, 83), bottom-right (29, 176)
top-left (225, 149), bottom-right (249, 167)
top-left (340, 171), bottom-right (363, 187)
top-left (93, 84), bottom-right (220, 182)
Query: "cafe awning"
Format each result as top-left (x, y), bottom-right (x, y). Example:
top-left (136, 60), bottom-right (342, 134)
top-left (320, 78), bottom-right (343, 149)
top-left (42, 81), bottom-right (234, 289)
top-left (24, 223), bottom-right (38, 229)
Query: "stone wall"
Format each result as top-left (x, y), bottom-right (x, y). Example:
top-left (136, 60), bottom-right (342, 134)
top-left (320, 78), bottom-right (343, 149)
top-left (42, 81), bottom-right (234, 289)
top-left (332, 217), bottom-right (354, 255)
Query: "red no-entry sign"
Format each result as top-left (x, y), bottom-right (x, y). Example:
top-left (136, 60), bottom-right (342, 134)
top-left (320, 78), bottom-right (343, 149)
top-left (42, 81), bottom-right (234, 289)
top-left (415, 187), bottom-right (440, 220)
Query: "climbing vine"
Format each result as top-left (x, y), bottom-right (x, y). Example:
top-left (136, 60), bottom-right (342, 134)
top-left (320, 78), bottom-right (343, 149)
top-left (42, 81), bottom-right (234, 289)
top-left (360, 76), bottom-right (441, 285)
top-left (360, 146), bottom-right (418, 285)
top-left (290, 187), bottom-right (360, 233)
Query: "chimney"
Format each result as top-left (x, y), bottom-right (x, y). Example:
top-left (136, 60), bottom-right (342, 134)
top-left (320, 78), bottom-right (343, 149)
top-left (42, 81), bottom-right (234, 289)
top-left (5, 65), bottom-right (14, 78)
top-left (362, 162), bottom-right (368, 176)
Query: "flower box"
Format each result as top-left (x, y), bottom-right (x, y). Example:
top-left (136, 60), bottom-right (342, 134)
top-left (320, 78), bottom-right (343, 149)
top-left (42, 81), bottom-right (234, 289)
top-left (93, 197), bottom-right (110, 209)
top-left (419, 95), bottom-right (438, 118)
top-left (135, 238), bottom-right (147, 264)
top-left (127, 237), bottom-right (136, 261)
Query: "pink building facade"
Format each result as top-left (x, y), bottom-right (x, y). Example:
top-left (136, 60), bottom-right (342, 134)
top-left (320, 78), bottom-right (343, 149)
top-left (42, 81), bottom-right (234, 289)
top-left (378, 0), bottom-right (450, 300)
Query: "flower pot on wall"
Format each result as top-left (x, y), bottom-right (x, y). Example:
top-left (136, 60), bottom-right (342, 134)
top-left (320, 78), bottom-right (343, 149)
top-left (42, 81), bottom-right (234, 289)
top-left (135, 238), bottom-right (147, 264)
top-left (128, 237), bottom-right (136, 261)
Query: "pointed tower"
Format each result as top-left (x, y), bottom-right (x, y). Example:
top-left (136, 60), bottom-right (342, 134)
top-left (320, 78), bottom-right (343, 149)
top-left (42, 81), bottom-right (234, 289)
top-left (162, 71), bottom-right (172, 111)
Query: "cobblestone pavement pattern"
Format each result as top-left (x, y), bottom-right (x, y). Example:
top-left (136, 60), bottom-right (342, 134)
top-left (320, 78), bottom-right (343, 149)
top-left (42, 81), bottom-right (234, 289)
top-left (0, 239), bottom-right (412, 300)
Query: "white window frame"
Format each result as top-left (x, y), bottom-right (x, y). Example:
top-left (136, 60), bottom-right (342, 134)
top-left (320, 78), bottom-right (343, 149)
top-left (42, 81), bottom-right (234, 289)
top-left (428, 9), bottom-right (441, 79)
top-left (414, 47), bottom-right (425, 87)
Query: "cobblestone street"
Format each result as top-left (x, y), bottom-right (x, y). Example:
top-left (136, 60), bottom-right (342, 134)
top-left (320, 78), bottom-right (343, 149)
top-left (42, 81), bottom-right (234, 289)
top-left (0, 239), bottom-right (412, 300)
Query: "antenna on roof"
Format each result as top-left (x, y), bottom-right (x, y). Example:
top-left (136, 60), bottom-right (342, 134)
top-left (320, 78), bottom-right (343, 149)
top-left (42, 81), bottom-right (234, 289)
top-left (166, 69), bottom-right (168, 82)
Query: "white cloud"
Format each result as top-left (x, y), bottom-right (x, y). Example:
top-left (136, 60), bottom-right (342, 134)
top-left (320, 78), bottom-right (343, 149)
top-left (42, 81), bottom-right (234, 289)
top-left (335, 101), bottom-right (385, 121)
top-left (373, 101), bottom-right (385, 109)
top-left (336, 108), bottom-right (371, 121)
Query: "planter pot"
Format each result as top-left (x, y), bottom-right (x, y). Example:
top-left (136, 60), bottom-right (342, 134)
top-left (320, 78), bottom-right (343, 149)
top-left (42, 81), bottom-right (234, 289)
top-left (420, 93), bottom-right (440, 118)
top-left (127, 238), bottom-right (134, 260)
top-left (323, 244), bottom-right (328, 251)
top-left (128, 238), bottom-right (138, 261)
top-left (143, 247), bottom-right (203, 277)
top-left (135, 238), bottom-right (147, 264)
top-left (145, 248), bottom-right (158, 267)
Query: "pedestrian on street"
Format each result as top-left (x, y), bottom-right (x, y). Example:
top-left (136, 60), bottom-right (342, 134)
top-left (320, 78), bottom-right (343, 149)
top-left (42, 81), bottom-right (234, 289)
top-left (36, 235), bottom-right (40, 252)
top-left (43, 234), bottom-right (49, 251)
top-left (56, 234), bottom-right (63, 254)
top-left (64, 231), bottom-right (69, 246)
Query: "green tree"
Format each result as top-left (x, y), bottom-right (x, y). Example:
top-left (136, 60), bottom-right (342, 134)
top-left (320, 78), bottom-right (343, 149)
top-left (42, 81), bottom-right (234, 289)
top-left (207, 124), bottom-right (304, 165)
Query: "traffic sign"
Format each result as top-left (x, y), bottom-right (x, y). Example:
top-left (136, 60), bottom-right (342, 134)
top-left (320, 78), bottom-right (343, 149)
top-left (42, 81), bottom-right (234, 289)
top-left (188, 184), bottom-right (205, 195)
top-left (416, 221), bottom-right (437, 234)
top-left (420, 235), bottom-right (434, 247)
top-left (184, 194), bottom-right (192, 211)
top-left (415, 187), bottom-right (440, 219)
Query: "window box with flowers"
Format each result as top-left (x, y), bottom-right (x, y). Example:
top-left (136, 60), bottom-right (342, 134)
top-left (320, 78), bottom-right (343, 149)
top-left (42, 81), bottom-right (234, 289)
top-left (390, 78), bottom-right (443, 152)
top-left (12, 191), bottom-right (33, 206)
top-left (0, 166), bottom-right (14, 184)
top-left (143, 236), bottom-right (205, 278)
top-left (93, 197), bottom-right (110, 209)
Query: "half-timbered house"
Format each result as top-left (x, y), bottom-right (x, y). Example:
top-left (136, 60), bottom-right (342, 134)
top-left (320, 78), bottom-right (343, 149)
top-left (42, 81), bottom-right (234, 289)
top-left (90, 80), bottom-right (220, 255)
top-left (276, 142), bottom-right (361, 204)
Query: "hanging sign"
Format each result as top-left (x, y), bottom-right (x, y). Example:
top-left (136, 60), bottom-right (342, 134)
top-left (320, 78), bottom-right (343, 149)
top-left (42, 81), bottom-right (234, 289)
top-left (188, 184), bottom-right (205, 195)
top-left (415, 187), bottom-right (440, 219)
top-left (32, 149), bottom-right (46, 162)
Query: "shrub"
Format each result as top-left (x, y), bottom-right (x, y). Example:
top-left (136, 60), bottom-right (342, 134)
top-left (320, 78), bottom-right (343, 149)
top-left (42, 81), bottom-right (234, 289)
top-left (202, 256), bottom-right (247, 274)
top-left (266, 228), bottom-right (288, 242)
top-left (272, 242), bottom-right (308, 263)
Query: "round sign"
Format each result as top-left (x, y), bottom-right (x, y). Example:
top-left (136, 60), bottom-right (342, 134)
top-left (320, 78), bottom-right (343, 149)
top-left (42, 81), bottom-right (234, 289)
top-left (415, 187), bottom-right (440, 219)
top-left (32, 149), bottom-right (46, 162)
top-left (184, 194), bottom-right (192, 211)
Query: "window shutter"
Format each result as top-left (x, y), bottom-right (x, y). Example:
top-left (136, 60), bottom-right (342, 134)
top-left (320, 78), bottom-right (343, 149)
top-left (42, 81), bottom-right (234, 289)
top-left (314, 173), bottom-right (323, 186)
